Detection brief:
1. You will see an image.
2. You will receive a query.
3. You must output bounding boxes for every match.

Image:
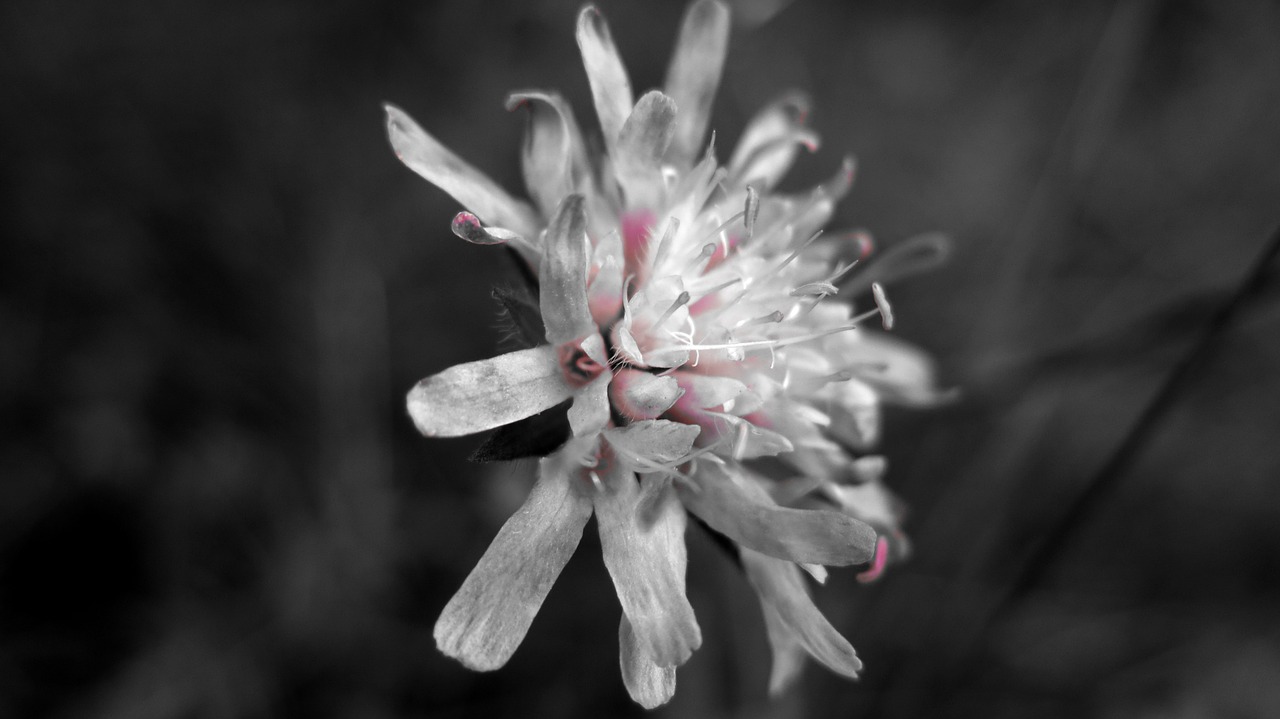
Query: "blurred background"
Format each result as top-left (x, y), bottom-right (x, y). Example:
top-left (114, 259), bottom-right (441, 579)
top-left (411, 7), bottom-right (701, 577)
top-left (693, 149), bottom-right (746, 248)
top-left (3, 0), bottom-right (1279, 716)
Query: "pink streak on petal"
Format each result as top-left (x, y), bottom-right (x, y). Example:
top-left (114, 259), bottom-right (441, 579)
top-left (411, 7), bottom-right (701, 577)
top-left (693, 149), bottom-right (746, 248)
top-left (856, 536), bottom-right (889, 584)
top-left (621, 209), bottom-right (656, 281)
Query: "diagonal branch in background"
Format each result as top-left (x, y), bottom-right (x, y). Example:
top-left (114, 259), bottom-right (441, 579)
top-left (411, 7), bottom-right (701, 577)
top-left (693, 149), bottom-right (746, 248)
top-left (920, 223), bottom-right (1280, 714)
top-left (997, 223), bottom-right (1280, 603)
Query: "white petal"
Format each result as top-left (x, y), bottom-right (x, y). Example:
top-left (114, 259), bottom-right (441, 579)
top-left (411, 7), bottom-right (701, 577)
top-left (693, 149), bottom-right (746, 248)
top-left (384, 104), bottom-right (538, 237)
top-left (741, 547), bottom-right (863, 680)
top-left (610, 370), bottom-right (684, 421)
top-left (671, 371), bottom-right (747, 408)
top-left (576, 5), bottom-right (634, 157)
top-left (596, 472), bottom-right (702, 667)
top-left (539, 195), bottom-right (594, 345)
top-left (676, 463), bottom-right (876, 566)
top-left (832, 332), bottom-right (951, 407)
top-left (619, 616), bottom-right (677, 708)
top-left (760, 600), bottom-right (807, 696)
top-left (614, 91), bottom-right (677, 209)
top-left (727, 92), bottom-right (814, 190)
top-left (406, 346), bottom-right (570, 438)
top-left (434, 466), bottom-right (592, 670)
top-left (663, 0), bottom-right (731, 167)
top-left (604, 420), bottom-right (701, 467)
top-left (506, 91), bottom-right (590, 218)
top-left (825, 378), bottom-right (881, 450)
top-left (568, 372), bottom-right (611, 437)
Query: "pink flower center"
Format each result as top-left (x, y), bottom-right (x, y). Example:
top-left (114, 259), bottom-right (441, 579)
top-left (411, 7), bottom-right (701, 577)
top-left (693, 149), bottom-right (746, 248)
top-left (557, 339), bottom-right (607, 388)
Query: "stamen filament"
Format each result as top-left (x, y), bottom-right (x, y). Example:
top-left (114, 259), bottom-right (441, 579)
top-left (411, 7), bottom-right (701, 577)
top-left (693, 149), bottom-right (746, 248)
top-left (654, 291), bottom-right (691, 327)
top-left (649, 218), bottom-right (680, 275)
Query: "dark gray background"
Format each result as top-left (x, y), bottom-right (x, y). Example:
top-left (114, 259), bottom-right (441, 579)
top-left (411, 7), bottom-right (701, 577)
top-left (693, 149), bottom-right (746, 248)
top-left (3, 0), bottom-right (1279, 717)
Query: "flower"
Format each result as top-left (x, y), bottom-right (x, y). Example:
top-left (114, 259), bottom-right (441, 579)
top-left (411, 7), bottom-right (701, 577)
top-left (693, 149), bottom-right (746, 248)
top-left (385, 0), bottom-right (948, 706)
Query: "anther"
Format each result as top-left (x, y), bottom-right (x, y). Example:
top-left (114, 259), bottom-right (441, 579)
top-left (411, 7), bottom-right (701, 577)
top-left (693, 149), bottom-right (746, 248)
top-left (738, 310), bottom-right (785, 327)
top-left (654, 291), bottom-right (691, 328)
top-left (744, 186), bottom-right (760, 239)
top-left (871, 282), bottom-right (894, 330)
top-left (684, 243), bottom-right (717, 273)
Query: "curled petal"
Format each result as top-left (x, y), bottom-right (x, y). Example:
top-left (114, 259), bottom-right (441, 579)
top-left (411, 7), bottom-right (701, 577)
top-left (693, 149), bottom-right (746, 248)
top-left (451, 211), bottom-right (522, 246)
top-left (842, 232), bottom-right (953, 296)
top-left (663, 0), bottom-right (731, 167)
top-left (610, 370), bottom-right (684, 421)
top-left (539, 195), bottom-right (594, 345)
top-left (728, 92), bottom-right (815, 189)
top-left (603, 419), bottom-right (701, 467)
top-left (596, 470), bottom-right (702, 668)
top-left (620, 616), bottom-right (677, 709)
top-left (434, 465), bottom-right (592, 670)
top-left (407, 346), bottom-right (570, 438)
top-left (384, 104), bottom-right (538, 237)
top-left (676, 464), bottom-right (876, 566)
top-left (577, 5), bottom-right (634, 156)
top-left (615, 91), bottom-right (678, 209)
top-left (741, 547), bottom-right (863, 682)
top-left (507, 90), bottom-right (590, 217)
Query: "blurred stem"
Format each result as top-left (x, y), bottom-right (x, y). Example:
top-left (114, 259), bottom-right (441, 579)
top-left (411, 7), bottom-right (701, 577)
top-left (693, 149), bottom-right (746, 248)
top-left (932, 223), bottom-right (1280, 713)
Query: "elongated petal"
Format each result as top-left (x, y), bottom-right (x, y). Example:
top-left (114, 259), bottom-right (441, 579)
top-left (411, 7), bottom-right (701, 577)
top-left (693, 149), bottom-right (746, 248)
top-left (741, 547), bottom-right (863, 680)
top-left (759, 600), bottom-right (806, 696)
top-left (615, 91), bottom-right (677, 209)
top-left (507, 91), bottom-right (590, 217)
top-left (727, 92), bottom-right (813, 189)
top-left (435, 467), bottom-right (592, 670)
top-left (568, 372), bottom-right (611, 437)
top-left (596, 472), bottom-right (701, 667)
top-left (676, 464), bottom-right (876, 566)
top-left (603, 420), bottom-right (700, 467)
top-left (663, 0), bottom-right (730, 166)
top-left (620, 617), bottom-right (677, 709)
top-left (577, 5), bottom-right (633, 156)
top-left (385, 104), bottom-right (538, 237)
top-left (539, 195), bottom-right (594, 344)
top-left (407, 346), bottom-right (570, 437)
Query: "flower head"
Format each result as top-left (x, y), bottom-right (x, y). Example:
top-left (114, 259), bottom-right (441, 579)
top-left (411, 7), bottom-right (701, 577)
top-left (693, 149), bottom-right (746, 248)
top-left (387, 0), bottom-right (948, 706)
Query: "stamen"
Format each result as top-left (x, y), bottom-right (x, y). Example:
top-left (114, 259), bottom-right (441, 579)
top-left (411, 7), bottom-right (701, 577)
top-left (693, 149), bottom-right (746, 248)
top-left (706, 229), bottom-right (824, 321)
top-left (649, 218), bottom-right (679, 275)
top-left (684, 242), bottom-right (717, 273)
top-left (737, 310), bottom-right (785, 327)
top-left (671, 322), bottom-right (859, 354)
top-left (700, 211), bottom-right (746, 247)
top-left (871, 282), bottom-right (895, 330)
top-left (744, 186), bottom-right (760, 239)
top-left (654, 291), bottom-right (691, 327)
top-left (850, 307), bottom-right (882, 325)
top-left (589, 470), bottom-right (605, 493)
top-left (791, 281), bottom-right (838, 297)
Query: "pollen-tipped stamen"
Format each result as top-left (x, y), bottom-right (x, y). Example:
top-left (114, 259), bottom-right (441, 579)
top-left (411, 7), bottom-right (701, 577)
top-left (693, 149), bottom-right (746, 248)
top-left (871, 282), bottom-right (895, 330)
top-left (654, 291), bottom-right (692, 328)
